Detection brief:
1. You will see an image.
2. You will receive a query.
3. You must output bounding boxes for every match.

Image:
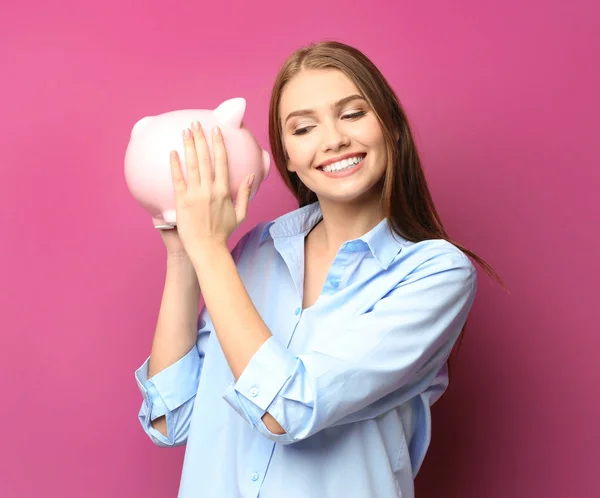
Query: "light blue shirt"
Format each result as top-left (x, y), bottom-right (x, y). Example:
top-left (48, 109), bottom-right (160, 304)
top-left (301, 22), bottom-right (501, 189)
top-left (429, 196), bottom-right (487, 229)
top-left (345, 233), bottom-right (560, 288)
top-left (135, 201), bottom-right (477, 498)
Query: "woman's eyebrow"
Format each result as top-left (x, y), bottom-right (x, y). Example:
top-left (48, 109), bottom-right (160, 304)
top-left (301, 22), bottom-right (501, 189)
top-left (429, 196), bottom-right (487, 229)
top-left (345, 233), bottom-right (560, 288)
top-left (285, 94), bottom-right (366, 123)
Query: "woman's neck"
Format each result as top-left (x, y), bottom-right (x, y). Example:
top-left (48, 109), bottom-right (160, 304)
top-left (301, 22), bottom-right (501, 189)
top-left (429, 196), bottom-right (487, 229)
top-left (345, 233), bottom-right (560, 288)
top-left (312, 197), bottom-right (385, 255)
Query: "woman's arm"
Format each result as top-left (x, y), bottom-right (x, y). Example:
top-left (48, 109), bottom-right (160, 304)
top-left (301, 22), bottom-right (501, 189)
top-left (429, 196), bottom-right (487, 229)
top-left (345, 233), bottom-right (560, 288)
top-left (189, 241), bottom-right (285, 434)
top-left (146, 253), bottom-right (201, 437)
top-left (190, 245), bottom-right (476, 442)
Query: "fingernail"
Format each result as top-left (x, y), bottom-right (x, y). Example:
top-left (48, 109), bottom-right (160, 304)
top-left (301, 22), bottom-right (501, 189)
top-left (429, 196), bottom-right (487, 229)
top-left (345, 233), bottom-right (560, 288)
top-left (247, 174), bottom-right (255, 187)
top-left (192, 121), bottom-right (201, 131)
top-left (212, 126), bottom-right (220, 136)
top-left (183, 128), bottom-right (191, 138)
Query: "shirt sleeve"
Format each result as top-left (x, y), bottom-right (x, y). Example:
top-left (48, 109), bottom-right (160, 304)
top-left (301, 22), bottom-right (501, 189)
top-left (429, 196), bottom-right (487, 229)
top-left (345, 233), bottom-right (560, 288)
top-left (221, 250), bottom-right (477, 444)
top-left (135, 322), bottom-right (209, 447)
top-left (135, 228), bottom-right (254, 446)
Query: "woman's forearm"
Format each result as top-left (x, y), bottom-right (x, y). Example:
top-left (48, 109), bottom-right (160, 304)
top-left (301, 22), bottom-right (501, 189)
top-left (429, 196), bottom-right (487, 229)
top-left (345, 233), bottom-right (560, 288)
top-left (149, 254), bottom-right (201, 377)
top-left (148, 254), bottom-right (201, 435)
top-left (189, 241), bottom-right (285, 434)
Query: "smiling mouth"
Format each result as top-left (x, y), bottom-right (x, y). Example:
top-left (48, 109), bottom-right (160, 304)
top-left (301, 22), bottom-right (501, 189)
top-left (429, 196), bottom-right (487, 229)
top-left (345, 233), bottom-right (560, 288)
top-left (317, 154), bottom-right (366, 173)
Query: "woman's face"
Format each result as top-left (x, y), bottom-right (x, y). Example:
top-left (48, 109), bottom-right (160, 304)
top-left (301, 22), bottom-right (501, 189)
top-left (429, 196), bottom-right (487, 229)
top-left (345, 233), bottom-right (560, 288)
top-left (279, 69), bottom-right (388, 205)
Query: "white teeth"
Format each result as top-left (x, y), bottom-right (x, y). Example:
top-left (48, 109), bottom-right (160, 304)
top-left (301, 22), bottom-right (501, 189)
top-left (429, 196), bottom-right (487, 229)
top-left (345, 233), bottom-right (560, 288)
top-left (321, 155), bottom-right (364, 173)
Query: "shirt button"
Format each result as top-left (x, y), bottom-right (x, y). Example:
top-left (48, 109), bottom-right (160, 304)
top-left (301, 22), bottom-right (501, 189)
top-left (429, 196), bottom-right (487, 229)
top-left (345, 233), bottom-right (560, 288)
top-left (330, 279), bottom-right (339, 288)
top-left (295, 307), bottom-right (301, 315)
top-left (249, 386), bottom-right (259, 397)
top-left (251, 472), bottom-right (259, 481)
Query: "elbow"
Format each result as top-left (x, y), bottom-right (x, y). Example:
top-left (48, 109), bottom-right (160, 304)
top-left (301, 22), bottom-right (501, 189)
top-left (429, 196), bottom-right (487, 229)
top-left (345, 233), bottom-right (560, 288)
top-left (146, 424), bottom-right (188, 448)
top-left (256, 413), bottom-right (307, 445)
top-left (261, 412), bottom-right (286, 435)
top-left (257, 412), bottom-right (321, 446)
top-left (139, 409), bottom-right (189, 448)
top-left (150, 416), bottom-right (168, 438)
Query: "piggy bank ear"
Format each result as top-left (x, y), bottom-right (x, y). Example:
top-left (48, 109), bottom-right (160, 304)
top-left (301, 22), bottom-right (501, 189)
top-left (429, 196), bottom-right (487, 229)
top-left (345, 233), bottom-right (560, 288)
top-left (131, 116), bottom-right (153, 136)
top-left (214, 98), bottom-right (246, 128)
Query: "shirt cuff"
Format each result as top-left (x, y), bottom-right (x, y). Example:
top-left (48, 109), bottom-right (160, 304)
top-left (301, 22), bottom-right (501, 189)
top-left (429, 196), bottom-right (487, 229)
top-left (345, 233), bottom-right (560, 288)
top-left (135, 346), bottom-right (202, 420)
top-left (222, 336), bottom-right (297, 425)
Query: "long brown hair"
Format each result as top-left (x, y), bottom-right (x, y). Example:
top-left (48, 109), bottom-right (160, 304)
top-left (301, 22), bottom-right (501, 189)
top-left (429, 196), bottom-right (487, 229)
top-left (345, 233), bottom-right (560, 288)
top-left (268, 41), bottom-right (505, 368)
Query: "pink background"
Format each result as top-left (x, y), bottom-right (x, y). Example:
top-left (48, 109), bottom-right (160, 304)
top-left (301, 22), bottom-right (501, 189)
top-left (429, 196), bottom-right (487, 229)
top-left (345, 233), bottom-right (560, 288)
top-left (1, 0), bottom-right (598, 497)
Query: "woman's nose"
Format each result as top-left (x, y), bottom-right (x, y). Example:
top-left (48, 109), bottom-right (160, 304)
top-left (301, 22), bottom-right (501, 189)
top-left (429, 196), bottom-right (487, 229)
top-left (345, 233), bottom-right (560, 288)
top-left (321, 122), bottom-right (350, 152)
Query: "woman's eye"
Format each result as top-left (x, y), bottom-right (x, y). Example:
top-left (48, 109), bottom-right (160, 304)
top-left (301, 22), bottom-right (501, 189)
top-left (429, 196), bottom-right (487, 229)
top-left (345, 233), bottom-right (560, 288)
top-left (342, 111), bottom-right (367, 120)
top-left (291, 112), bottom-right (365, 135)
top-left (293, 126), bottom-right (313, 136)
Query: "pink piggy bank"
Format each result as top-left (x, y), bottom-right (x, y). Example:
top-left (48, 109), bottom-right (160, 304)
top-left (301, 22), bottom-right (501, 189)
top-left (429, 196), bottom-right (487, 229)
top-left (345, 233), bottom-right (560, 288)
top-left (124, 97), bottom-right (270, 229)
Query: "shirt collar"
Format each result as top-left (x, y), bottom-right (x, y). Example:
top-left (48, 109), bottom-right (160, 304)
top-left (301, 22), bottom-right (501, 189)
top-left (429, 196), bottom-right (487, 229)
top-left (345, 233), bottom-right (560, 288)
top-left (260, 202), bottom-right (407, 269)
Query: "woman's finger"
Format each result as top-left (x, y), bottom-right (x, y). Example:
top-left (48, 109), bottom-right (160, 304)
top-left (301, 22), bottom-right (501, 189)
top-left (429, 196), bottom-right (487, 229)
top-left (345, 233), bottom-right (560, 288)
top-left (182, 128), bottom-right (200, 186)
top-left (191, 121), bottom-right (213, 187)
top-left (234, 174), bottom-right (254, 225)
top-left (169, 150), bottom-right (187, 198)
top-left (212, 126), bottom-right (230, 193)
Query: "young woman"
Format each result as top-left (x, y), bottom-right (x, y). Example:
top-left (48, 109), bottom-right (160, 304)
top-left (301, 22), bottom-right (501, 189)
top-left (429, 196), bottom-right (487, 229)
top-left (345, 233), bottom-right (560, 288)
top-left (134, 41), bottom-right (500, 498)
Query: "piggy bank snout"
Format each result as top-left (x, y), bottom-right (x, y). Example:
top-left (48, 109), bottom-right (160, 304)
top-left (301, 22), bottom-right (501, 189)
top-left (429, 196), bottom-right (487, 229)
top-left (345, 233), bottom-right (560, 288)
top-left (261, 149), bottom-right (270, 179)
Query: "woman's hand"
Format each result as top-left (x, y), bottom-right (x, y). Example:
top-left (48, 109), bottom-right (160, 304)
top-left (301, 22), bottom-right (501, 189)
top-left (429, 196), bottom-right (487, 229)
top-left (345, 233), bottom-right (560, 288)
top-left (169, 121), bottom-right (254, 256)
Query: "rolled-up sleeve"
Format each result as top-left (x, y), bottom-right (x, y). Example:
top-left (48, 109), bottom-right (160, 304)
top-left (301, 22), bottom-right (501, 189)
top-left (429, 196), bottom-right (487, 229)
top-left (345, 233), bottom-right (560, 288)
top-left (222, 338), bottom-right (297, 426)
top-left (222, 251), bottom-right (477, 444)
top-left (135, 344), bottom-right (203, 447)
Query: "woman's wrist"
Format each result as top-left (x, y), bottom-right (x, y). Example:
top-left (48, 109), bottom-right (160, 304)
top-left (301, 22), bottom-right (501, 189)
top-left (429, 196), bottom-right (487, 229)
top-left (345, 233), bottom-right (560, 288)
top-left (166, 252), bottom-right (199, 285)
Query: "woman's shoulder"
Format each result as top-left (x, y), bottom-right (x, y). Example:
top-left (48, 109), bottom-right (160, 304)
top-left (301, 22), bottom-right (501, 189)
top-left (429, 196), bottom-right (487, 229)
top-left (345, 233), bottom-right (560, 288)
top-left (401, 237), bottom-right (471, 262)
top-left (392, 237), bottom-right (476, 282)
